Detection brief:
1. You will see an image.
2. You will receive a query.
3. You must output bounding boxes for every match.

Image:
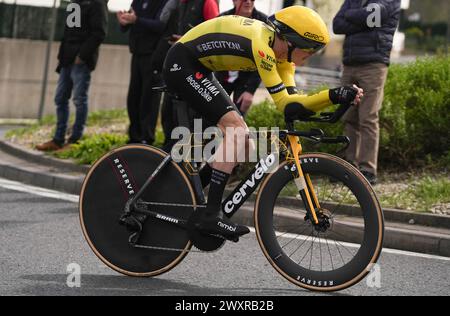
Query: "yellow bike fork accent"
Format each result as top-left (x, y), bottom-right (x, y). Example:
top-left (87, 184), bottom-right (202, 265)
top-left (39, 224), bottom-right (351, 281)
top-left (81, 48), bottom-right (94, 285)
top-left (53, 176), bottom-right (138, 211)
top-left (287, 135), bottom-right (320, 225)
top-left (305, 174), bottom-right (321, 209)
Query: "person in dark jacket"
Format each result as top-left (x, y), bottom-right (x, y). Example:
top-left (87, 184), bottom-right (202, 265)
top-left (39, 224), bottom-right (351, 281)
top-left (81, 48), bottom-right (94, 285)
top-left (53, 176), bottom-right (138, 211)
top-left (155, 0), bottom-right (219, 151)
top-left (333, 0), bottom-right (401, 185)
top-left (36, 0), bottom-right (109, 152)
top-left (117, 0), bottom-right (166, 145)
top-left (215, 0), bottom-right (268, 115)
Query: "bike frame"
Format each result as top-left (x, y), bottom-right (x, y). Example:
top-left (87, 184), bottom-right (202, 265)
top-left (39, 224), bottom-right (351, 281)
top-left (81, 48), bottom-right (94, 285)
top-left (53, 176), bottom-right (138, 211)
top-left (133, 88), bottom-right (352, 228)
top-left (127, 131), bottom-right (324, 227)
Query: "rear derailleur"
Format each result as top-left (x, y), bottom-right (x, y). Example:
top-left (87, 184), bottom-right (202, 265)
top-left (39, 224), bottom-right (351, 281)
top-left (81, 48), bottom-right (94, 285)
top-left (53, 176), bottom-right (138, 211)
top-left (119, 200), bottom-right (148, 245)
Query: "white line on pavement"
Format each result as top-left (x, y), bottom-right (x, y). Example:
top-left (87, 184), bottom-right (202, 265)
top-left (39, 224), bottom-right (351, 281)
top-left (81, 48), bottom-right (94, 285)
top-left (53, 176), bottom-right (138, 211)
top-left (1, 177), bottom-right (449, 262)
top-left (0, 178), bottom-right (79, 203)
top-left (248, 228), bottom-right (450, 262)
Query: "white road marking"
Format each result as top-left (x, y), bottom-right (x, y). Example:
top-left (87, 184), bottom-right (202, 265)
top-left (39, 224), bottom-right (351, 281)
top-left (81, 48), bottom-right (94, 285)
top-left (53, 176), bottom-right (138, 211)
top-left (1, 177), bottom-right (449, 262)
top-left (0, 178), bottom-right (79, 203)
top-left (248, 228), bottom-right (450, 262)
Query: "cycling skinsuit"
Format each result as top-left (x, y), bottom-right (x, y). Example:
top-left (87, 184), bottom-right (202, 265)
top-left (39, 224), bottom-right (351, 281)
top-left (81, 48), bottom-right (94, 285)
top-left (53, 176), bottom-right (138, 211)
top-left (163, 15), bottom-right (333, 124)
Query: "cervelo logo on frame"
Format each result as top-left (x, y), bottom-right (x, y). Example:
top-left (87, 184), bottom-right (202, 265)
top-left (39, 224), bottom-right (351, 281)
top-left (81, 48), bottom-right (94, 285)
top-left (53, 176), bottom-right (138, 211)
top-left (224, 154), bottom-right (277, 214)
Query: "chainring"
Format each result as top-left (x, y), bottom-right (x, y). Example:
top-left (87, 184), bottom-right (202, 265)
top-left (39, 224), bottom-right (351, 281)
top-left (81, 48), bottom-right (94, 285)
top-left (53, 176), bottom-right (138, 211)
top-left (187, 211), bottom-right (226, 252)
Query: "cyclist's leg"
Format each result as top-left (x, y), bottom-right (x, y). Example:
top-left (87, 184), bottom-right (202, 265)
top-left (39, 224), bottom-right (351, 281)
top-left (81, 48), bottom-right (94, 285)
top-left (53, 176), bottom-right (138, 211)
top-left (163, 44), bottom-right (250, 240)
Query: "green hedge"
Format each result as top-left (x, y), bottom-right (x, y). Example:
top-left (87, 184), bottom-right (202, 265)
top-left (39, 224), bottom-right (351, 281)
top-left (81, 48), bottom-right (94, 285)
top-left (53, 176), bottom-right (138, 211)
top-left (54, 133), bottom-right (128, 165)
top-left (246, 56), bottom-right (450, 169)
top-left (380, 55), bottom-right (450, 168)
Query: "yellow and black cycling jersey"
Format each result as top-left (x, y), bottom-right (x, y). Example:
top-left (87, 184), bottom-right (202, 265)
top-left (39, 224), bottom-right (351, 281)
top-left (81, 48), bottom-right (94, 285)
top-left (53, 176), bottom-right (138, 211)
top-left (178, 15), bottom-right (332, 113)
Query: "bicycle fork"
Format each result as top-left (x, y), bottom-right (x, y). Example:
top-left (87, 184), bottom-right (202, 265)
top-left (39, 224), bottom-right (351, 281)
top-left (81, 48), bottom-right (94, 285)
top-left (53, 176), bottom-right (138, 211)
top-left (287, 135), bottom-right (321, 225)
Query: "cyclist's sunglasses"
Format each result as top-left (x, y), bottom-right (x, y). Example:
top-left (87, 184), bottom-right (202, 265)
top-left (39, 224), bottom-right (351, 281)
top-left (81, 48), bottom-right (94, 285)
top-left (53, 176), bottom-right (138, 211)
top-left (284, 32), bottom-right (326, 53)
top-left (269, 18), bottom-right (326, 53)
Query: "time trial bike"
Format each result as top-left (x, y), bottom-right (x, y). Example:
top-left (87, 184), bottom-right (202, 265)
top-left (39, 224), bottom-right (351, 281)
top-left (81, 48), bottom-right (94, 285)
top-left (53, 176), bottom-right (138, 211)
top-left (79, 97), bottom-right (384, 292)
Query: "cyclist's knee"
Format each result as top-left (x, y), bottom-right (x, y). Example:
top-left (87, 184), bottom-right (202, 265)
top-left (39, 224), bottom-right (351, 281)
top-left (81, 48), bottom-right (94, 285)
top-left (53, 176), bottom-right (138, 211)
top-left (218, 111), bottom-right (247, 130)
top-left (223, 122), bottom-right (250, 147)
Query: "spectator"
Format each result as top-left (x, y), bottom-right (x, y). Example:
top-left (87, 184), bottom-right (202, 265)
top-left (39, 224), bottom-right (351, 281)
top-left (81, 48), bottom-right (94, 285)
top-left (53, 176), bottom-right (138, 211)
top-left (216, 0), bottom-right (268, 115)
top-left (283, 0), bottom-right (298, 8)
top-left (36, 0), bottom-right (108, 152)
top-left (156, 0), bottom-right (220, 151)
top-left (117, 0), bottom-right (166, 145)
top-left (333, 0), bottom-right (401, 185)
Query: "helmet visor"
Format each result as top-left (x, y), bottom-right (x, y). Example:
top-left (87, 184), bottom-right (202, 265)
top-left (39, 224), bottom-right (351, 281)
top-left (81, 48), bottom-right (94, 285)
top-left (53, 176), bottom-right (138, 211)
top-left (283, 32), bottom-right (326, 53)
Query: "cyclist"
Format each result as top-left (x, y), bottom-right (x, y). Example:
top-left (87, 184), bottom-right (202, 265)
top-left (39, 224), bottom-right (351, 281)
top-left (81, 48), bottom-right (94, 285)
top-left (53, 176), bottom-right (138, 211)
top-left (162, 6), bottom-right (364, 241)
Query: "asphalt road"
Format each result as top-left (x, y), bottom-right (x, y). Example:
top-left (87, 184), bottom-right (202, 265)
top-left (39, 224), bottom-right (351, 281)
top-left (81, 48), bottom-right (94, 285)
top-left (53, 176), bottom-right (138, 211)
top-left (0, 177), bottom-right (449, 296)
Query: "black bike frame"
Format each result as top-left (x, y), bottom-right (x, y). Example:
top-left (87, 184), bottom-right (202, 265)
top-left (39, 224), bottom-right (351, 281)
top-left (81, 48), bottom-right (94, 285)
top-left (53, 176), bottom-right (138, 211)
top-left (221, 153), bottom-right (279, 218)
top-left (128, 151), bottom-right (280, 221)
top-left (126, 130), bottom-right (349, 229)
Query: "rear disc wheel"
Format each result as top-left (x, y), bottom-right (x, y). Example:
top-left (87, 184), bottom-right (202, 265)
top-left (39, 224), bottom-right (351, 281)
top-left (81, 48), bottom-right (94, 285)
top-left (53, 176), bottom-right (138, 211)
top-left (80, 145), bottom-right (197, 277)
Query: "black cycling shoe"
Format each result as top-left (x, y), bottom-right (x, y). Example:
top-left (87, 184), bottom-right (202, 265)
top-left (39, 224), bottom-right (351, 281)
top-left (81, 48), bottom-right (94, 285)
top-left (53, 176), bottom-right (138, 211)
top-left (196, 216), bottom-right (250, 242)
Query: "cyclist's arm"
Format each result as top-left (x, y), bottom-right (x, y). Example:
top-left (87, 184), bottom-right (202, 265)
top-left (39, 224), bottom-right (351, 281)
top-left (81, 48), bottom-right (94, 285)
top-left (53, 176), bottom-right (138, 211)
top-left (276, 61), bottom-right (298, 94)
top-left (255, 54), bottom-right (332, 113)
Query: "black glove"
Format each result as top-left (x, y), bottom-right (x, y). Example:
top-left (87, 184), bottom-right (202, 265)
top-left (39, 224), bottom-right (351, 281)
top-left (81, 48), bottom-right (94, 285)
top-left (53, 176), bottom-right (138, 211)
top-left (284, 103), bottom-right (316, 122)
top-left (329, 86), bottom-right (359, 105)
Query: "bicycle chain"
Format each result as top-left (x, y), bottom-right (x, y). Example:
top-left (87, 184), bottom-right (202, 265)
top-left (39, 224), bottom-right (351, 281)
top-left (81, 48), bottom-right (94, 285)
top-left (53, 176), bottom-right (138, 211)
top-left (132, 237), bottom-right (227, 253)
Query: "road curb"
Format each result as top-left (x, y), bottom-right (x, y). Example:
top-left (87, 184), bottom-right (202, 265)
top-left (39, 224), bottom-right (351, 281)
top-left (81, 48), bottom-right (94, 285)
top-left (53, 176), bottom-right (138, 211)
top-left (233, 207), bottom-right (450, 258)
top-left (225, 189), bottom-right (450, 230)
top-left (0, 163), bottom-right (84, 195)
top-left (271, 195), bottom-right (450, 230)
top-left (0, 140), bottom-right (89, 174)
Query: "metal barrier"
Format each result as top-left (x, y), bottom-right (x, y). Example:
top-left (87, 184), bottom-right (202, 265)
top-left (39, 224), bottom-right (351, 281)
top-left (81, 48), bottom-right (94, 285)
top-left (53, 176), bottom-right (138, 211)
top-left (295, 66), bottom-right (342, 91)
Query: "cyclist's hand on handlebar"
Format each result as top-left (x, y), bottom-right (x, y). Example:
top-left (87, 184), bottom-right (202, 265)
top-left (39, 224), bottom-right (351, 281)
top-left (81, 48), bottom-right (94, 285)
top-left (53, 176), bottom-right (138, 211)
top-left (284, 102), bottom-right (316, 122)
top-left (329, 85), bottom-right (364, 106)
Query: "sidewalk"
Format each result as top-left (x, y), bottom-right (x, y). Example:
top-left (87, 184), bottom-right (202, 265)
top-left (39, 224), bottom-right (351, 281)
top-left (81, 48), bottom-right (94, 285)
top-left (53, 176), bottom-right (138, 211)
top-left (0, 126), bottom-right (449, 257)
